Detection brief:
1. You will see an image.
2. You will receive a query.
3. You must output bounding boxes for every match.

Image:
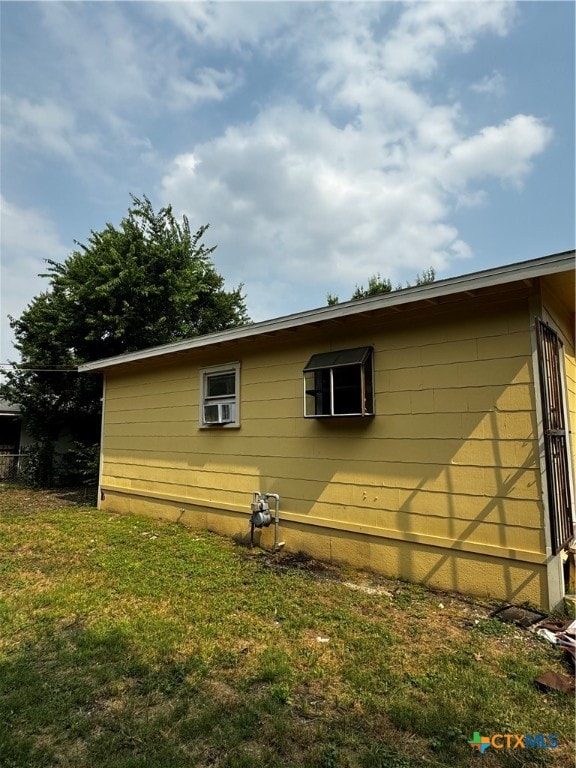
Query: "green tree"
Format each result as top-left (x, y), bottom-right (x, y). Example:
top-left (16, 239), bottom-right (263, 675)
top-left (351, 273), bottom-right (392, 300)
top-left (326, 267), bottom-right (435, 305)
top-left (1, 195), bottom-right (249, 484)
top-left (414, 266), bottom-right (436, 286)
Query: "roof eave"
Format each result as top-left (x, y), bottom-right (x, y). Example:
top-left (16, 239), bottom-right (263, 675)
top-left (78, 250), bottom-right (575, 373)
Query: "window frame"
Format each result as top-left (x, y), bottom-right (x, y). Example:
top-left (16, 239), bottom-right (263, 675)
top-left (303, 346), bottom-right (374, 418)
top-left (199, 362), bottom-right (241, 428)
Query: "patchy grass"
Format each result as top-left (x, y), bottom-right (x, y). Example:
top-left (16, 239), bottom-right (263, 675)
top-left (0, 486), bottom-right (574, 767)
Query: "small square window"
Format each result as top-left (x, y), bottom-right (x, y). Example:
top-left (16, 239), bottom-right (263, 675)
top-left (303, 347), bottom-right (374, 418)
top-left (200, 363), bottom-right (240, 427)
top-left (206, 372), bottom-right (236, 399)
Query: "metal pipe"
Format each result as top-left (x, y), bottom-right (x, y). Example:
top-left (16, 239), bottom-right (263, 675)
top-left (264, 493), bottom-right (284, 551)
top-left (250, 491), bottom-right (260, 548)
top-left (250, 491), bottom-right (284, 551)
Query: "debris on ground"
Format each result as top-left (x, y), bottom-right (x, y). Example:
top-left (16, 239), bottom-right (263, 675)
top-left (481, 603), bottom-right (576, 695)
top-left (490, 604), bottom-right (546, 627)
top-left (534, 670), bottom-right (575, 694)
top-left (533, 618), bottom-right (576, 663)
top-left (531, 617), bottom-right (576, 694)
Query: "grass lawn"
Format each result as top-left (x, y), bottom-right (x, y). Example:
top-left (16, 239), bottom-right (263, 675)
top-left (0, 486), bottom-right (574, 767)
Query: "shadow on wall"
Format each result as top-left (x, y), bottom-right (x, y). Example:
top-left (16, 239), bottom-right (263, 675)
top-left (101, 298), bottom-right (547, 604)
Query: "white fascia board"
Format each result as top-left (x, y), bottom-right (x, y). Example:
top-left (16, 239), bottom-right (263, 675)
top-left (78, 250), bottom-right (575, 373)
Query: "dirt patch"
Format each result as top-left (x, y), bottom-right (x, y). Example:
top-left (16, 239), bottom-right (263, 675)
top-left (0, 485), bottom-right (96, 514)
top-left (261, 550), bottom-right (344, 576)
top-left (203, 679), bottom-right (241, 709)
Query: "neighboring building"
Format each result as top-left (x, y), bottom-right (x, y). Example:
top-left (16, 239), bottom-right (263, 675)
top-left (0, 398), bottom-right (22, 452)
top-left (80, 251), bottom-right (576, 610)
top-left (0, 398), bottom-right (33, 478)
top-left (0, 395), bottom-right (83, 482)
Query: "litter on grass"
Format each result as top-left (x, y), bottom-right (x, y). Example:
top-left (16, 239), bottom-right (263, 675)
top-left (490, 605), bottom-right (546, 628)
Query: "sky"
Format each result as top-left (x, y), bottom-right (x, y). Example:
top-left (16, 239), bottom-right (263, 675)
top-left (1, 0), bottom-right (574, 363)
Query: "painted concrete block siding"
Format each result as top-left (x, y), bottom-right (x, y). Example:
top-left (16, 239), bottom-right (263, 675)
top-left (99, 488), bottom-right (548, 608)
top-left (100, 292), bottom-right (547, 605)
top-left (559, 339), bottom-right (575, 477)
top-left (566, 353), bottom-right (576, 463)
top-left (541, 277), bottom-right (576, 473)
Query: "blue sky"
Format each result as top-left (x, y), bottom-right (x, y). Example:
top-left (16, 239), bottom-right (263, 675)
top-left (1, 1), bottom-right (574, 361)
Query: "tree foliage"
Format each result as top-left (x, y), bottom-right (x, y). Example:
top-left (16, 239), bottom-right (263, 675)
top-left (1, 196), bottom-right (249, 482)
top-left (351, 273), bottom-right (393, 300)
top-left (414, 267), bottom-right (436, 287)
top-left (327, 267), bottom-right (435, 305)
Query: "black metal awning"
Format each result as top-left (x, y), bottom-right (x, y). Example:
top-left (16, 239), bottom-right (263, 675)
top-left (303, 346), bottom-right (372, 372)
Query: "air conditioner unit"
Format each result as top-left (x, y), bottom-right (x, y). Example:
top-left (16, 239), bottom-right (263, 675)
top-left (203, 402), bottom-right (235, 425)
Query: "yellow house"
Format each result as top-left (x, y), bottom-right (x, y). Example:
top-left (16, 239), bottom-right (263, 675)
top-left (80, 251), bottom-right (576, 610)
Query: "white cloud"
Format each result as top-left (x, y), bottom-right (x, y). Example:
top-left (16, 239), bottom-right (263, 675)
top-left (0, 197), bottom-right (68, 360)
top-left (2, 95), bottom-right (101, 164)
top-left (1, 2), bottom-right (245, 189)
top-left (1, 0), bottom-right (558, 330)
top-left (148, 1), bottom-right (303, 52)
top-left (302, 3), bottom-right (511, 137)
top-left (160, 101), bottom-right (471, 301)
top-left (471, 70), bottom-right (506, 97)
top-left (442, 115), bottom-right (553, 190)
top-left (382, 1), bottom-right (515, 79)
top-left (158, 2), bottom-right (550, 316)
top-left (40, 3), bottom-right (154, 111)
top-left (169, 67), bottom-right (243, 109)
top-left (37, 3), bottom-right (244, 119)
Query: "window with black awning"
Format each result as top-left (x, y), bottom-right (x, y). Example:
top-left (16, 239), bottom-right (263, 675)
top-left (303, 346), bottom-right (374, 418)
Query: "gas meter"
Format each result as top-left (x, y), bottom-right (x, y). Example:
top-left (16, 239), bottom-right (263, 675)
top-left (250, 493), bottom-right (271, 528)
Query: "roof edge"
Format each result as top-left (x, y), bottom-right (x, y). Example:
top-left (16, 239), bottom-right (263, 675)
top-left (79, 249), bottom-right (575, 372)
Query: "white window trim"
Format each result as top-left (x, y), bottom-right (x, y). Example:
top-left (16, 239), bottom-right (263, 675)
top-left (199, 362), bottom-right (241, 429)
